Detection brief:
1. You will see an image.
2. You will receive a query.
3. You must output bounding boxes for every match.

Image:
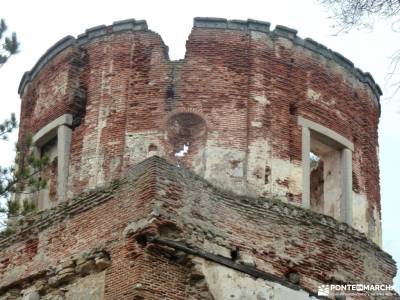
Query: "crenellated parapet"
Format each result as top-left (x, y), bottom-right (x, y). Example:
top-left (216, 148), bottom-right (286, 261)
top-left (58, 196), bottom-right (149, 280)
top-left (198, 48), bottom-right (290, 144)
top-left (19, 17), bottom-right (381, 110)
top-left (193, 17), bottom-right (381, 107)
top-left (18, 19), bottom-right (149, 96)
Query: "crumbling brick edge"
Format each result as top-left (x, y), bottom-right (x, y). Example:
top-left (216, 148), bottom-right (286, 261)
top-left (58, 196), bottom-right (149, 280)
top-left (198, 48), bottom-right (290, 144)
top-left (18, 17), bottom-right (381, 108)
top-left (1, 156), bottom-right (393, 262)
top-left (0, 247), bottom-right (111, 298)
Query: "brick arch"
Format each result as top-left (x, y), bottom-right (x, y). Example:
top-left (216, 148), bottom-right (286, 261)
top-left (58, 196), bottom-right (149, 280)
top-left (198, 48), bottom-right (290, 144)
top-left (164, 108), bottom-right (211, 128)
top-left (165, 112), bottom-right (208, 171)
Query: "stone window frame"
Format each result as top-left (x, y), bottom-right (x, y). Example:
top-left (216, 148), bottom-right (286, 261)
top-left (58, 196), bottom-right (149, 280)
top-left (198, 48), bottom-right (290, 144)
top-left (298, 116), bottom-right (353, 225)
top-left (32, 114), bottom-right (73, 202)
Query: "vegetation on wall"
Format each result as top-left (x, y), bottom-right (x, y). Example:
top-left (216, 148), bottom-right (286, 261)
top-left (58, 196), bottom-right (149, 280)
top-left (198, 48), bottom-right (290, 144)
top-left (0, 19), bottom-right (49, 234)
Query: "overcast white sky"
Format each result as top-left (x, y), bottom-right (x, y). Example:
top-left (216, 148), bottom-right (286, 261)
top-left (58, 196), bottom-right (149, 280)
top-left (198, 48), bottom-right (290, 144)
top-left (1, 0), bottom-right (399, 291)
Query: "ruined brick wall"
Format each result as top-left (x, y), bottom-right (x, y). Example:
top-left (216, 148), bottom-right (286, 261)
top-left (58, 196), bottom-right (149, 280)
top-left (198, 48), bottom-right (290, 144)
top-left (7, 17), bottom-right (392, 299)
top-left (0, 157), bottom-right (396, 299)
top-left (17, 18), bottom-right (382, 244)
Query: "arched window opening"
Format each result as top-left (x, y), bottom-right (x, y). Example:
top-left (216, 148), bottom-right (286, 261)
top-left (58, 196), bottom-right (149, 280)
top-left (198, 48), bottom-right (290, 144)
top-left (167, 112), bottom-right (207, 166)
top-left (167, 113), bottom-right (206, 159)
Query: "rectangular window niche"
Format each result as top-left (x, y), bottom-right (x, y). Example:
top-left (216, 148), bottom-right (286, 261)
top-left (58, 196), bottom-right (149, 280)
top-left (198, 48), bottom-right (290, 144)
top-left (32, 114), bottom-right (73, 205)
top-left (298, 116), bottom-right (353, 225)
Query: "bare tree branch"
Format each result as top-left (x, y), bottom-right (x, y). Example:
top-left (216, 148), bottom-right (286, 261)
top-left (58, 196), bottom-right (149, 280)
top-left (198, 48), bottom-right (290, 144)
top-left (320, 0), bottom-right (400, 31)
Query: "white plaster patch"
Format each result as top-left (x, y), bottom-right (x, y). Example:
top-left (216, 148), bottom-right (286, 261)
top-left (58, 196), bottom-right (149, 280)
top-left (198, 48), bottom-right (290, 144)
top-left (79, 133), bottom-right (99, 187)
top-left (369, 205), bottom-right (382, 247)
top-left (202, 261), bottom-right (272, 300)
top-left (33, 71), bottom-right (68, 117)
top-left (109, 157), bottom-right (121, 176)
top-left (250, 31), bottom-right (270, 43)
top-left (252, 94), bottom-right (270, 106)
top-left (95, 148), bottom-right (105, 187)
top-left (289, 165), bottom-right (303, 195)
top-left (251, 121), bottom-right (263, 128)
top-left (373, 207), bottom-right (382, 247)
top-left (352, 192), bottom-right (368, 235)
top-left (79, 100), bottom-right (110, 188)
top-left (276, 38), bottom-right (294, 49)
top-left (201, 260), bottom-right (316, 300)
top-left (52, 71), bottom-right (69, 96)
top-left (271, 158), bottom-right (290, 201)
top-left (191, 147), bottom-right (207, 176)
top-left (123, 217), bottom-right (156, 238)
top-left (321, 149), bottom-right (342, 219)
top-left (202, 240), bottom-right (231, 257)
top-left (246, 138), bottom-right (270, 195)
top-left (203, 146), bottom-right (246, 195)
top-left (239, 253), bottom-right (256, 267)
top-left (270, 158), bottom-right (302, 200)
top-left (307, 88), bottom-right (321, 103)
top-left (125, 131), bottom-right (165, 165)
top-left (307, 88), bottom-right (336, 107)
top-left (64, 271), bottom-right (105, 300)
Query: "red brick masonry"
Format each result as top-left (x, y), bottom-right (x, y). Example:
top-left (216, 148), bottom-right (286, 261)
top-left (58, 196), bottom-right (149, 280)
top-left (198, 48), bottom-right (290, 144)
top-left (0, 157), bottom-right (396, 299)
top-left (5, 17), bottom-right (395, 299)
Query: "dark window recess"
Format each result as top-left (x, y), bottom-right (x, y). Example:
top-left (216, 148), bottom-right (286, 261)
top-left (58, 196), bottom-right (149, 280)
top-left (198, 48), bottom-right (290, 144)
top-left (289, 103), bottom-right (297, 115)
top-left (352, 171), bottom-right (360, 193)
top-left (167, 113), bottom-right (207, 158)
top-left (310, 151), bottom-right (324, 214)
top-left (148, 144), bottom-right (158, 152)
top-left (167, 84), bottom-right (175, 99)
top-left (40, 136), bottom-right (58, 158)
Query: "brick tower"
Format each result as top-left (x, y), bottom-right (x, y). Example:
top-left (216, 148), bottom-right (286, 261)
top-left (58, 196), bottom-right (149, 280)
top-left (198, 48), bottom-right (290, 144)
top-left (0, 18), bottom-right (397, 299)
